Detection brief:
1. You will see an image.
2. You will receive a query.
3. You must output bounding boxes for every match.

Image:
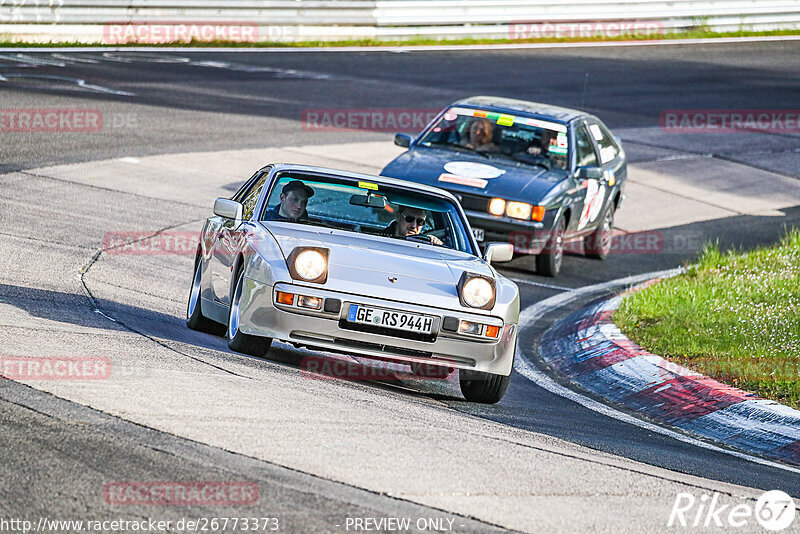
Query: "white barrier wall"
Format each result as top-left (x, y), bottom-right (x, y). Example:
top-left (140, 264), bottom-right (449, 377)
top-left (1, 0), bottom-right (799, 43)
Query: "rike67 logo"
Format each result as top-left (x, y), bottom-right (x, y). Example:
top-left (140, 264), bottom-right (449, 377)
top-left (668, 490), bottom-right (796, 531)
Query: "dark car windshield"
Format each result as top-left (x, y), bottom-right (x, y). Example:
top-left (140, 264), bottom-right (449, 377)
top-left (260, 171), bottom-right (476, 255)
top-left (418, 106), bottom-right (569, 170)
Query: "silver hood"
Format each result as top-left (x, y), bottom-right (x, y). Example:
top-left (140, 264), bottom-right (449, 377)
top-left (260, 222), bottom-right (494, 311)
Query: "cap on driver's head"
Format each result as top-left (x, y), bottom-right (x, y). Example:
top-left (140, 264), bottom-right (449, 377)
top-left (282, 180), bottom-right (314, 198)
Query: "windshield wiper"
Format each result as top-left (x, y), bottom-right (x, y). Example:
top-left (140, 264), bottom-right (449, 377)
top-left (508, 152), bottom-right (551, 171)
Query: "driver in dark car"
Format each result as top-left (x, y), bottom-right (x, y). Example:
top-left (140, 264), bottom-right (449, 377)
top-left (383, 205), bottom-right (443, 245)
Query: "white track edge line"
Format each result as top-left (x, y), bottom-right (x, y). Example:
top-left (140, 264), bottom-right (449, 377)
top-left (513, 267), bottom-right (800, 475)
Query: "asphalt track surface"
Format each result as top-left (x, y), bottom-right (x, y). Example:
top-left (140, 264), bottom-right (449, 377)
top-left (1, 42), bottom-right (800, 531)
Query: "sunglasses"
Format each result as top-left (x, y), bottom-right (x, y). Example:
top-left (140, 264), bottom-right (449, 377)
top-left (403, 215), bottom-right (427, 226)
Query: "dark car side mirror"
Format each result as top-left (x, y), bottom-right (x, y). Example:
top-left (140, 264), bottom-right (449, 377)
top-left (394, 133), bottom-right (412, 148)
top-left (577, 166), bottom-right (604, 180)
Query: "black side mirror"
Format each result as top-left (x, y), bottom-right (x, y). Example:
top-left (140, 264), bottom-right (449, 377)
top-left (577, 166), bottom-right (604, 180)
top-left (394, 133), bottom-right (412, 148)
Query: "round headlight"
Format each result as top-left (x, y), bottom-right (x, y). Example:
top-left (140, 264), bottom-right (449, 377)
top-left (462, 277), bottom-right (494, 308)
top-left (294, 249), bottom-right (326, 281)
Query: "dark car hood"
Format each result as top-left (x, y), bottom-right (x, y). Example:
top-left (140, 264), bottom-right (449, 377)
top-left (381, 147), bottom-right (564, 203)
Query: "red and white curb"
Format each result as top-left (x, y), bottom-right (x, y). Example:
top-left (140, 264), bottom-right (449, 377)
top-left (514, 268), bottom-right (800, 474)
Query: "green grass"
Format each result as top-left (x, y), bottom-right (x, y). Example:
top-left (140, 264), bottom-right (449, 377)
top-left (1, 28), bottom-right (800, 48)
top-left (615, 228), bottom-right (800, 407)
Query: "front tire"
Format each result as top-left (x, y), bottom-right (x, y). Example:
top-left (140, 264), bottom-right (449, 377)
top-left (535, 216), bottom-right (565, 277)
top-left (459, 369), bottom-right (510, 403)
top-left (585, 203), bottom-right (615, 260)
top-left (186, 260), bottom-right (225, 335)
top-left (227, 267), bottom-right (272, 357)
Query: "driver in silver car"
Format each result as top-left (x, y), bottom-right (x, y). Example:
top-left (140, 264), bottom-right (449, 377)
top-left (264, 180), bottom-right (314, 221)
top-left (384, 205), bottom-right (444, 245)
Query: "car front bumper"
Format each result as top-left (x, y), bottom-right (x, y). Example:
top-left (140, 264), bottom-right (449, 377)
top-left (238, 278), bottom-right (517, 376)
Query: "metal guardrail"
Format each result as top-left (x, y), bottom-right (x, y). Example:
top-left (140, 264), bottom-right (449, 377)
top-left (1, 0), bottom-right (799, 42)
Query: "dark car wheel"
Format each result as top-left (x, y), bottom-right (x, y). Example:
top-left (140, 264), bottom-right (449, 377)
top-left (459, 369), bottom-right (510, 404)
top-left (186, 260), bottom-right (225, 335)
top-left (535, 216), bottom-right (565, 277)
top-left (227, 268), bottom-right (272, 358)
top-left (585, 203), bottom-right (615, 260)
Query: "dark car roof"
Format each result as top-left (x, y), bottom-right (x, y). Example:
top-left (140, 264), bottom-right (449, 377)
top-left (452, 96), bottom-right (587, 123)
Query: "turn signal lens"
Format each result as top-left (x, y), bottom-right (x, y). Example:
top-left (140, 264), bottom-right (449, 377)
top-left (297, 295), bottom-right (322, 310)
top-left (459, 321), bottom-right (483, 335)
top-left (506, 201), bottom-right (532, 220)
top-left (485, 325), bottom-right (500, 338)
top-left (531, 205), bottom-right (546, 221)
top-left (276, 291), bottom-right (295, 305)
top-left (488, 198), bottom-right (506, 216)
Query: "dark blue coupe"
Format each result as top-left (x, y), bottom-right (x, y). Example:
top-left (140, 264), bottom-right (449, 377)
top-left (381, 96), bottom-right (627, 277)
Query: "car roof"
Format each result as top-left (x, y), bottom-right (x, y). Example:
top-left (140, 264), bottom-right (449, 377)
top-left (452, 95), bottom-right (588, 123)
top-left (261, 163), bottom-right (462, 203)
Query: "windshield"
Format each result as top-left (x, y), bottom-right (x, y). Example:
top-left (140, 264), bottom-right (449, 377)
top-left (418, 106), bottom-right (569, 170)
top-left (260, 171), bottom-right (476, 255)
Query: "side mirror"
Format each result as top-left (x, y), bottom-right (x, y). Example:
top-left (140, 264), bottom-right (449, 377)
top-left (213, 198), bottom-right (243, 223)
top-left (394, 133), bottom-right (412, 148)
top-left (484, 242), bottom-right (514, 264)
top-left (349, 193), bottom-right (387, 209)
top-left (577, 166), bottom-right (604, 180)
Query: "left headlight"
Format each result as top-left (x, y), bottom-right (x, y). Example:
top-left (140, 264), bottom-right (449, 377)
top-left (458, 273), bottom-right (496, 309)
top-left (287, 247), bottom-right (329, 284)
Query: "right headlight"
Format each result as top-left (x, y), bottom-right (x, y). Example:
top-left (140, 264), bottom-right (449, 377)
top-left (458, 273), bottom-right (496, 309)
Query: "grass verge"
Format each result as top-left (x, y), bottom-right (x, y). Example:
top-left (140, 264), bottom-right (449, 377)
top-left (1, 28), bottom-right (800, 48)
top-left (615, 228), bottom-right (800, 408)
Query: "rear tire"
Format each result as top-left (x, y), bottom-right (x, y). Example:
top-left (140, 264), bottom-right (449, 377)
top-left (186, 260), bottom-right (225, 335)
top-left (535, 216), bottom-right (565, 277)
top-left (459, 369), bottom-right (510, 403)
top-left (585, 203), bottom-right (615, 260)
top-left (227, 267), bottom-right (272, 358)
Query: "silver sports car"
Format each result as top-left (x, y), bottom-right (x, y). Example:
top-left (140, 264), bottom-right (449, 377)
top-left (187, 164), bottom-right (520, 403)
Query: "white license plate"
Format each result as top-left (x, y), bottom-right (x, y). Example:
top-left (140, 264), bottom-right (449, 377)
top-left (347, 304), bottom-right (434, 334)
top-left (472, 227), bottom-right (485, 242)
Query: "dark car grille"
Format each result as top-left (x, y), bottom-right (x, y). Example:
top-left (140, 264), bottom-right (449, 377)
top-left (453, 192), bottom-right (489, 212)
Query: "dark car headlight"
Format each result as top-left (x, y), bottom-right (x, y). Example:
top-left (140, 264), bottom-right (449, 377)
top-left (458, 272), bottom-right (496, 309)
top-left (286, 247), bottom-right (329, 284)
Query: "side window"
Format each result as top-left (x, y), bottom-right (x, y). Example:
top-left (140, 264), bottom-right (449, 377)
top-left (589, 122), bottom-right (619, 164)
top-left (231, 166), bottom-right (272, 203)
top-left (241, 173), bottom-right (268, 220)
top-left (575, 125), bottom-right (599, 168)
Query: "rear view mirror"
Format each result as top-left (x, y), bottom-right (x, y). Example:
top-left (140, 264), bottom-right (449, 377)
top-left (394, 133), bottom-right (412, 148)
top-left (349, 194), bottom-right (387, 209)
top-left (213, 198), bottom-right (243, 222)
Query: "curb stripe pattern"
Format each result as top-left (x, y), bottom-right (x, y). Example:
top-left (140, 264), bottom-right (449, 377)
top-left (539, 285), bottom-right (800, 466)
